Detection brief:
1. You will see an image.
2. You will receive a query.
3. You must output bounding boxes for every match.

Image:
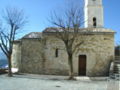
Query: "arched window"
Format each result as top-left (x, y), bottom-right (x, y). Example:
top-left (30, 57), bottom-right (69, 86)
top-left (93, 17), bottom-right (97, 27)
top-left (55, 48), bottom-right (58, 57)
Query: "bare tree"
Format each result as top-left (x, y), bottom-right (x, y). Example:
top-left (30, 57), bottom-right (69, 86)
top-left (0, 7), bottom-right (27, 77)
top-left (49, 6), bottom-right (84, 79)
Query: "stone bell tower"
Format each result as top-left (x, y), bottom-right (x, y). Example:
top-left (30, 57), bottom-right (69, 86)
top-left (84, 0), bottom-right (104, 28)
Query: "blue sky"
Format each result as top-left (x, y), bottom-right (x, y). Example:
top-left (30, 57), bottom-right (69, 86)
top-left (0, 0), bottom-right (119, 44)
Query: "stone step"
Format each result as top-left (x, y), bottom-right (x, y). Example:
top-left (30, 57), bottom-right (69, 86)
top-left (114, 65), bottom-right (120, 67)
top-left (115, 59), bottom-right (120, 60)
top-left (114, 59), bottom-right (120, 61)
top-left (114, 68), bottom-right (120, 70)
top-left (109, 75), bottom-right (120, 80)
top-left (114, 64), bottom-right (120, 65)
top-left (114, 66), bottom-right (120, 68)
top-left (114, 71), bottom-right (120, 73)
top-left (113, 72), bottom-right (120, 73)
top-left (114, 63), bottom-right (120, 64)
top-left (115, 56), bottom-right (120, 58)
top-left (114, 69), bottom-right (120, 71)
top-left (115, 63), bottom-right (120, 65)
top-left (114, 74), bottom-right (120, 77)
top-left (115, 59), bottom-right (120, 61)
top-left (111, 57), bottom-right (120, 79)
top-left (115, 58), bottom-right (120, 59)
top-left (113, 73), bottom-right (120, 74)
top-left (115, 57), bottom-right (120, 58)
top-left (114, 67), bottom-right (120, 69)
top-left (115, 57), bottom-right (120, 59)
top-left (114, 68), bottom-right (120, 69)
top-left (114, 66), bottom-right (120, 67)
top-left (114, 73), bottom-right (120, 74)
top-left (113, 69), bottom-right (120, 72)
top-left (114, 61), bottom-right (120, 64)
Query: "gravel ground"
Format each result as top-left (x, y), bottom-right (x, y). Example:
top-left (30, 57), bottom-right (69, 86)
top-left (0, 74), bottom-right (119, 90)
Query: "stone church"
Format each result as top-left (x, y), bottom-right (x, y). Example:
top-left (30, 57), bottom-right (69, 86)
top-left (11, 0), bottom-right (115, 76)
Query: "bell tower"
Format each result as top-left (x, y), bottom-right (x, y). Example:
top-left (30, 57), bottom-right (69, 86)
top-left (84, 0), bottom-right (104, 28)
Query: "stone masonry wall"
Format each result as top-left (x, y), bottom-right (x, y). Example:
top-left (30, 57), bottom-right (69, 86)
top-left (11, 42), bottom-right (21, 68)
top-left (12, 30), bottom-right (114, 76)
top-left (73, 34), bottom-right (114, 76)
top-left (20, 38), bottom-right (69, 75)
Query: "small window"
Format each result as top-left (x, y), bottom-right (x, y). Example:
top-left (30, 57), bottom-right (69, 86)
top-left (93, 17), bottom-right (97, 27)
top-left (55, 48), bottom-right (59, 57)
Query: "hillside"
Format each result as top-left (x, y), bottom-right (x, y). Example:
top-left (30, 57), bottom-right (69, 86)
top-left (0, 51), bottom-right (7, 60)
top-left (0, 51), bottom-right (8, 68)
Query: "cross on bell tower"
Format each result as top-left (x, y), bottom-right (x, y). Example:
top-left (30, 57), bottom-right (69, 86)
top-left (84, 0), bottom-right (104, 28)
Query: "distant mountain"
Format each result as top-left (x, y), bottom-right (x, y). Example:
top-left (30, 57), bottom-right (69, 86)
top-left (0, 60), bottom-right (8, 68)
top-left (0, 51), bottom-right (7, 60)
top-left (0, 51), bottom-right (8, 68)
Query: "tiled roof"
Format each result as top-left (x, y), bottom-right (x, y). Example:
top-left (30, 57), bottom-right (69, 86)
top-left (22, 27), bottom-right (115, 39)
top-left (43, 27), bottom-right (115, 33)
top-left (22, 32), bottom-right (43, 39)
